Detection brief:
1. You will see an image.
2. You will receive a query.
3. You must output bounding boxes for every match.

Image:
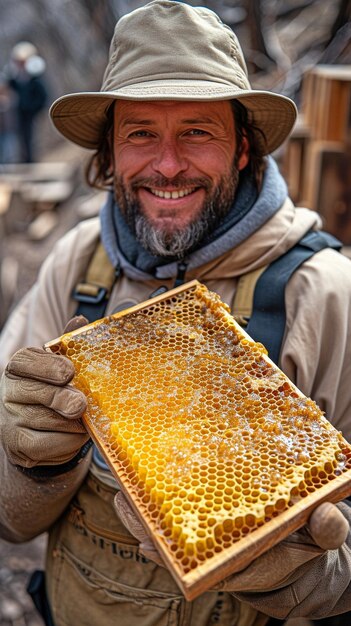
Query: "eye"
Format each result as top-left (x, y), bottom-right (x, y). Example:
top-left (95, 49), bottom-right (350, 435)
top-left (128, 130), bottom-right (152, 138)
top-left (187, 129), bottom-right (208, 136)
top-left (125, 129), bottom-right (156, 145)
top-left (182, 128), bottom-right (211, 142)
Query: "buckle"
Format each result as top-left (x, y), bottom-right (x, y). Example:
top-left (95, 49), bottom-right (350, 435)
top-left (148, 285), bottom-right (168, 299)
top-left (73, 286), bottom-right (107, 304)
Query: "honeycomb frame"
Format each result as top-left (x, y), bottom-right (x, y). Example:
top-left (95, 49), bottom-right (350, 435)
top-left (45, 280), bottom-right (351, 600)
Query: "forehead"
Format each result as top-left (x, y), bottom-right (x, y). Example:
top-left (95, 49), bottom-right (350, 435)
top-left (114, 99), bottom-right (234, 125)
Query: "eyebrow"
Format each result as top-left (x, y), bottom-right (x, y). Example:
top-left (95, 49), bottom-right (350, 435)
top-left (182, 118), bottom-right (217, 125)
top-left (120, 119), bottom-right (154, 128)
top-left (120, 117), bottom-right (217, 127)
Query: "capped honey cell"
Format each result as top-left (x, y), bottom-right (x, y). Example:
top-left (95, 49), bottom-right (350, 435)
top-left (46, 280), bottom-right (351, 597)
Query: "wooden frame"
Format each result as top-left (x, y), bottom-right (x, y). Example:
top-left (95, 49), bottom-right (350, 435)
top-left (46, 280), bottom-right (351, 600)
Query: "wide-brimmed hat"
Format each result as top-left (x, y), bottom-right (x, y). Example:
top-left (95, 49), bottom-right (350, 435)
top-left (50, 0), bottom-right (297, 155)
top-left (11, 41), bottom-right (38, 62)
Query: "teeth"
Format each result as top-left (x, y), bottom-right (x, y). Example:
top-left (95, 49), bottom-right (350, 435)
top-left (150, 188), bottom-right (194, 199)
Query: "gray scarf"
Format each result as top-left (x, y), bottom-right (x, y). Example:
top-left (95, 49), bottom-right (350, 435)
top-left (100, 156), bottom-right (287, 281)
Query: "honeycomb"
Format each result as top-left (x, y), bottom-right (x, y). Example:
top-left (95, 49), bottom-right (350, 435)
top-left (47, 280), bottom-right (351, 594)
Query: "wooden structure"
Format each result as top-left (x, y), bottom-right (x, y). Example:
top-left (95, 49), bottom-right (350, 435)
top-left (283, 65), bottom-right (351, 244)
top-left (0, 162), bottom-right (77, 239)
top-left (0, 161), bottom-right (82, 328)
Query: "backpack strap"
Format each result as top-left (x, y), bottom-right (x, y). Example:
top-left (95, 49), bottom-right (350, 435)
top-left (244, 230), bottom-right (342, 365)
top-left (232, 265), bottom-right (268, 327)
top-left (73, 231), bottom-right (341, 364)
top-left (73, 242), bottom-right (118, 322)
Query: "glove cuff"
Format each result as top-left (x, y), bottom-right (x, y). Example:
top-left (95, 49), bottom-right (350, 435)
top-left (16, 440), bottom-right (93, 480)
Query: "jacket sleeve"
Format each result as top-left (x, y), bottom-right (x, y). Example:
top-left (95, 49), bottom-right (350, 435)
top-left (0, 218), bottom-right (100, 374)
top-left (281, 247), bottom-right (351, 440)
top-left (0, 219), bottom-right (100, 540)
top-left (0, 444), bottom-right (91, 542)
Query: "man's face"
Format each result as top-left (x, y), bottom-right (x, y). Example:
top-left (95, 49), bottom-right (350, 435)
top-left (112, 100), bottom-right (249, 257)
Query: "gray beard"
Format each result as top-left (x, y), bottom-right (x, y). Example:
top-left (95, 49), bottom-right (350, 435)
top-left (114, 168), bottom-right (239, 258)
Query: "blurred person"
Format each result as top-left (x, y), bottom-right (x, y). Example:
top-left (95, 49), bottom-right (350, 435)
top-left (1, 3), bottom-right (351, 626)
top-left (0, 76), bottom-right (18, 163)
top-left (7, 41), bottom-right (48, 162)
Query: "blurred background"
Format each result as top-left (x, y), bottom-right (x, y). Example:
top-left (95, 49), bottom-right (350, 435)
top-left (0, 0), bottom-right (350, 624)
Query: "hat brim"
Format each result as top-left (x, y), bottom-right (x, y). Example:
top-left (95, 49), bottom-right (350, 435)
top-left (49, 80), bottom-right (297, 155)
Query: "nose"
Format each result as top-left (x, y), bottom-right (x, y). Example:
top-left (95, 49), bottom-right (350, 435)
top-left (151, 139), bottom-right (188, 179)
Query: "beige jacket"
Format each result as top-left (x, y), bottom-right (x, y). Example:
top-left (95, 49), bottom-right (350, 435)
top-left (1, 198), bottom-right (351, 435)
top-left (1, 197), bottom-right (351, 625)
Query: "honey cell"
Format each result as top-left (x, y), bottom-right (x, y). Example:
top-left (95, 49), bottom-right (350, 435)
top-left (47, 281), bottom-right (351, 582)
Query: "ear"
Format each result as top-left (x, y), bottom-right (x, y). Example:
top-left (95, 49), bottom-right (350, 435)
top-left (237, 136), bottom-right (249, 171)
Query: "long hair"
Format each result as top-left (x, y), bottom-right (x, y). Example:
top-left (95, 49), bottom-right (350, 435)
top-left (85, 104), bottom-right (115, 190)
top-left (231, 100), bottom-right (267, 189)
top-left (85, 100), bottom-right (267, 191)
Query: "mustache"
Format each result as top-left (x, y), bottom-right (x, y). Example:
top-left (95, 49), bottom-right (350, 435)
top-left (131, 175), bottom-right (212, 191)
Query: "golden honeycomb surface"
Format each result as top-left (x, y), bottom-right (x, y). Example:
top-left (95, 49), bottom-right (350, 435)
top-left (49, 282), bottom-right (351, 576)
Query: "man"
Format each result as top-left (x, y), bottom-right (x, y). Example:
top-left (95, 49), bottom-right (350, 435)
top-left (1, 2), bottom-right (351, 626)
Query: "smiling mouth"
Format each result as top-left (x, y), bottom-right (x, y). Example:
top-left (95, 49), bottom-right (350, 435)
top-left (147, 187), bottom-right (198, 199)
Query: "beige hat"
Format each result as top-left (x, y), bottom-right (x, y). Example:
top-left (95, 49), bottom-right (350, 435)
top-left (11, 41), bottom-right (38, 62)
top-left (50, 0), bottom-right (297, 155)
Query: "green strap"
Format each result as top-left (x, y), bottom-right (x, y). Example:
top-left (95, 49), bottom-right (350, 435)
top-left (75, 242), bottom-right (116, 299)
top-left (232, 266), bottom-right (268, 324)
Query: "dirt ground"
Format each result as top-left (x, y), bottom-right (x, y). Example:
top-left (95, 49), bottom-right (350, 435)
top-left (0, 535), bottom-right (47, 626)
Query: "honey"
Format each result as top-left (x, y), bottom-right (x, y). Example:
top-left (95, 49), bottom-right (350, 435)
top-left (46, 280), bottom-right (351, 597)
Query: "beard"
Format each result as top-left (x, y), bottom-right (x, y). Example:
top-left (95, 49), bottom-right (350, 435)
top-left (113, 165), bottom-right (240, 259)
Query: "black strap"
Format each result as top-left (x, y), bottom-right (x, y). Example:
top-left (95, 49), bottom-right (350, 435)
top-left (73, 263), bottom-right (120, 323)
top-left (74, 288), bottom-right (111, 323)
top-left (174, 261), bottom-right (188, 287)
top-left (17, 440), bottom-right (93, 479)
top-left (247, 231), bottom-right (341, 365)
top-left (312, 616), bottom-right (351, 625)
top-left (27, 570), bottom-right (55, 626)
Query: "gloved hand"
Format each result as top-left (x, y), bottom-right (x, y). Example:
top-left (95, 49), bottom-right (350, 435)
top-left (114, 491), bottom-right (349, 572)
top-left (217, 501), bottom-right (350, 594)
top-left (0, 316), bottom-right (89, 468)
